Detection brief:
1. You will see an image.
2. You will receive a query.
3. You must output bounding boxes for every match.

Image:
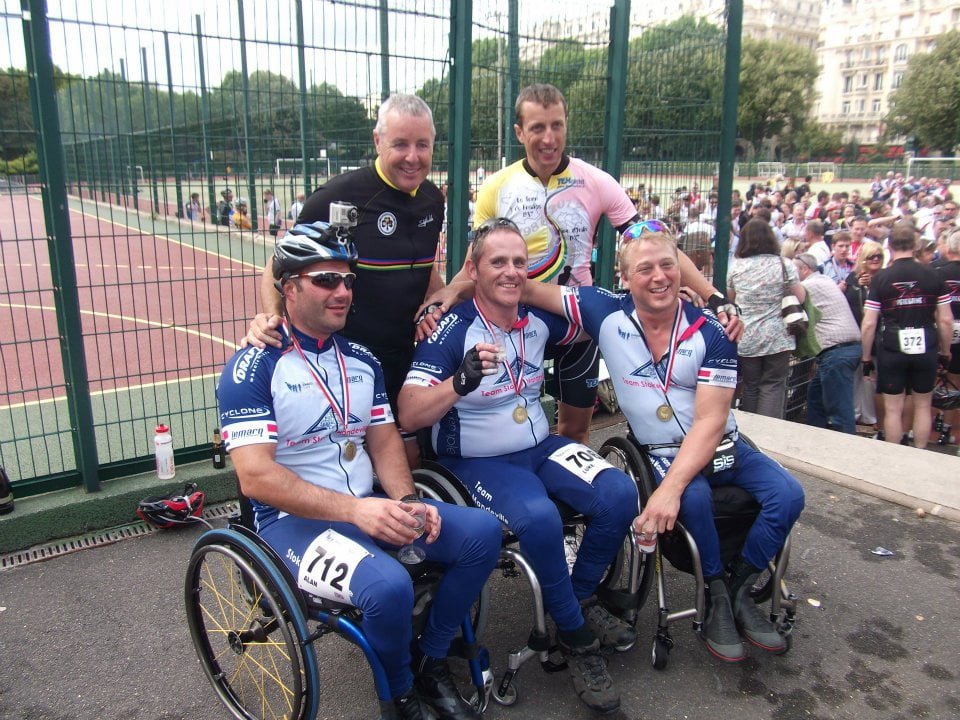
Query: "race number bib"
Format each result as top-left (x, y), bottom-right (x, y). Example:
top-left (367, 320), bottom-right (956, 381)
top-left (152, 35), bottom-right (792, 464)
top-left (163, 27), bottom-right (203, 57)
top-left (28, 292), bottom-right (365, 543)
top-left (952, 321), bottom-right (960, 345)
top-left (548, 443), bottom-right (613, 485)
top-left (297, 529), bottom-right (371, 604)
top-left (898, 327), bottom-right (925, 355)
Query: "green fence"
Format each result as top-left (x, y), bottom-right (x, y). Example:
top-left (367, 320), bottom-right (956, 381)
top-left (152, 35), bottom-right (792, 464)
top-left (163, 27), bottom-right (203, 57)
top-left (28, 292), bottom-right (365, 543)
top-left (0, 0), bottom-right (735, 498)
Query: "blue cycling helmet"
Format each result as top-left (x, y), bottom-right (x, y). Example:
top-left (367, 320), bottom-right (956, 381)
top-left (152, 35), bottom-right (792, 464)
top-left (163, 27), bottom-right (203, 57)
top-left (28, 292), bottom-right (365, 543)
top-left (273, 221), bottom-right (358, 281)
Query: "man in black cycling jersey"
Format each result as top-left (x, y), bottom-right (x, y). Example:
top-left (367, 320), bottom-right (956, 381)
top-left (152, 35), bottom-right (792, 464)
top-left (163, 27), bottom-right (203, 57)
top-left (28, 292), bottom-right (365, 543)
top-left (861, 222), bottom-right (954, 448)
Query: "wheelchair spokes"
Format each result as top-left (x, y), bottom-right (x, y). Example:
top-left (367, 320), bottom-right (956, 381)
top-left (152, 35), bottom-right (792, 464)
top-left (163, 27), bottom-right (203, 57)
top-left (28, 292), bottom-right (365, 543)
top-left (187, 543), bottom-right (312, 720)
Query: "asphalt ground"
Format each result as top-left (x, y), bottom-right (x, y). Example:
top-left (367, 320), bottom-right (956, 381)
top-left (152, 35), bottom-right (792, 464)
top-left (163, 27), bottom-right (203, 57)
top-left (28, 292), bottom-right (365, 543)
top-left (2, 420), bottom-right (958, 720)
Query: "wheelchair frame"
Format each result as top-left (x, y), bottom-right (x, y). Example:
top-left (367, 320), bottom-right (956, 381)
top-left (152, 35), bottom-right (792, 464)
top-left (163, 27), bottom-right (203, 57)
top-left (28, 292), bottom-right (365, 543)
top-left (184, 507), bottom-right (493, 720)
top-left (413, 459), bottom-right (654, 706)
top-left (597, 433), bottom-right (798, 670)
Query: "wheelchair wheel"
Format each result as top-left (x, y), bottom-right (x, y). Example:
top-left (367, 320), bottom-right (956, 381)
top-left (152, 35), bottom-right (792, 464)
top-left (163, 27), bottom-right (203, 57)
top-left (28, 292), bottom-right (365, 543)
top-left (412, 463), bottom-right (490, 640)
top-left (185, 529), bottom-right (320, 720)
top-left (597, 436), bottom-right (655, 608)
top-left (652, 636), bottom-right (670, 670)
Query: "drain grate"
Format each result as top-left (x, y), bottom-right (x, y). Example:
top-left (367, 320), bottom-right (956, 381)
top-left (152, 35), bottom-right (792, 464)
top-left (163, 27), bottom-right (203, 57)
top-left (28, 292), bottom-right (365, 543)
top-left (0, 501), bottom-right (238, 571)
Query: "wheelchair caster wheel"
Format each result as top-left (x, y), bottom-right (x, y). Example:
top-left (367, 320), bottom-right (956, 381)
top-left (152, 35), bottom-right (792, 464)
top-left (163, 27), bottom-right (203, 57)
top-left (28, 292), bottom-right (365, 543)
top-left (652, 637), bottom-right (670, 670)
top-left (492, 673), bottom-right (519, 706)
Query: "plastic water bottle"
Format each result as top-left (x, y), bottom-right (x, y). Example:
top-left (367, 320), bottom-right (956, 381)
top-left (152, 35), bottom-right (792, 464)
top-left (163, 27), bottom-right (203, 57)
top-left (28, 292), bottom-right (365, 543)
top-left (154, 424), bottom-right (176, 479)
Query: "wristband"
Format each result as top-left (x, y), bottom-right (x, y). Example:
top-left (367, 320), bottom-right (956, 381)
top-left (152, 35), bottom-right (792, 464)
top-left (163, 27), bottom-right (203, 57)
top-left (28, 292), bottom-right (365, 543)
top-left (415, 303), bottom-right (442, 325)
top-left (938, 354), bottom-right (951, 371)
top-left (399, 493), bottom-right (420, 504)
top-left (862, 359), bottom-right (875, 376)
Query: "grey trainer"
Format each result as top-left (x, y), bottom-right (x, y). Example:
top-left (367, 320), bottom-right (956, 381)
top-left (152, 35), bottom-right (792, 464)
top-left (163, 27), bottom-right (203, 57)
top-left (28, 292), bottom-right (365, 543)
top-left (582, 598), bottom-right (637, 651)
top-left (703, 578), bottom-right (745, 662)
top-left (558, 637), bottom-right (620, 714)
top-left (731, 573), bottom-right (787, 654)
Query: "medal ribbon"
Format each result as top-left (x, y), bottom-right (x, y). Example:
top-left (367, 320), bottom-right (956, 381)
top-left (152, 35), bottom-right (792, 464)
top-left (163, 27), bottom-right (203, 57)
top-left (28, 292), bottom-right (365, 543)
top-left (474, 300), bottom-right (527, 399)
top-left (286, 320), bottom-right (351, 434)
top-left (626, 299), bottom-right (706, 396)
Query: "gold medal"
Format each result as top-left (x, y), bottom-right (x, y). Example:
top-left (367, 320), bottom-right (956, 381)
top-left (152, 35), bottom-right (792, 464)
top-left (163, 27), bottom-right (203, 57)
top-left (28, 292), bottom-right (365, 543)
top-left (656, 404), bottom-right (673, 422)
top-left (512, 405), bottom-right (528, 424)
top-left (343, 440), bottom-right (357, 461)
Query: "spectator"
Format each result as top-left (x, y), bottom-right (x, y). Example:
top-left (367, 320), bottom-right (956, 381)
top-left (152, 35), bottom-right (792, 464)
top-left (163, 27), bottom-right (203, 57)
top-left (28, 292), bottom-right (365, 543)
top-left (217, 188), bottom-right (234, 227)
top-left (263, 188), bottom-right (282, 238)
top-left (680, 204), bottom-right (715, 278)
top-left (848, 216), bottom-right (870, 262)
top-left (780, 238), bottom-right (807, 260)
top-left (793, 253), bottom-right (862, 433)
top-left (728, 219), bottom-right (803, 418)
top-left (934, 227), bottom-right (960, 448)
top-left (288, 192), bottom-right (306, 224)
top-left (782, 203), bottom-right (807, 242)
top-left (232, 198), bottom-right (252, 230)
top-left (822, 231), bottom-right (855, 288)
top-left (844, 239), bottom-right (885, 429)
top-left (804, 219), bottom-right (831, 266)
top-left (861, 223), bottom-right (954, 448)
top-left (184, 192), bottom-right (203, 222)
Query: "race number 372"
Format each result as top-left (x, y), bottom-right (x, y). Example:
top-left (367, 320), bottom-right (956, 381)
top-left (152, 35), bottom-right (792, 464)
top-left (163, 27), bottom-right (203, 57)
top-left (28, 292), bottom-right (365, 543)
top-left (297, 529), bottom-right (371, 604)
top-left (547, 443), bottom-right (613, 485)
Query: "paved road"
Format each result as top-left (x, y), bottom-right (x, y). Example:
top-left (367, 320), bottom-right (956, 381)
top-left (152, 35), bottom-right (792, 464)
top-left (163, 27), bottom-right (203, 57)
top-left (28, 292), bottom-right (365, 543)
top-left (1, 425), bottom-right (958, 720)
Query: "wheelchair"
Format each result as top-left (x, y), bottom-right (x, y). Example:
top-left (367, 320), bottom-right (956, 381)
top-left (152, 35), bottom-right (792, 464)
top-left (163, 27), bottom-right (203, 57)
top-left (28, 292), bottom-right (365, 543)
top-left (184, 496), bottom-right (493, 720)
top-left (597, 432), bottom-right (798, 671)
top-left (412, 458), bottom-right (654, 707)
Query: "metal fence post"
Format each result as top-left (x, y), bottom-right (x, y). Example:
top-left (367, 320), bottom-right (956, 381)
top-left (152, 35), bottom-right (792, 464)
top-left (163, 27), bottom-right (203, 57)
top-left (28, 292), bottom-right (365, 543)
top-left (237, 0), bottom-right (256, 226)
top-left (379, 0), bottom-right (390, 101)
top-left (141, 47), bottom-right (161, 215)
top-left (446, 0), bottom-right (473, 281)
top-left (713, 0), bottom-right (743, 293)
top-left (195, 15), bottom-right (215, 221)
top-left (164, 32), bottom-right (184, 218)
top-left (596, 0), bottom-right (630, 291)
top-left (22, 0), bottom-right (100, 492)
top-left (504, 0), bottom-right (519, 167)
top-left (295, 0), bottom-right (310, 194)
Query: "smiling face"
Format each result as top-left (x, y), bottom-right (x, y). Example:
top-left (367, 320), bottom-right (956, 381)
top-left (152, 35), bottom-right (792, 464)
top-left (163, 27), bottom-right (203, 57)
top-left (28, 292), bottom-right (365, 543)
top-left (619, 234), bottom-right (681, 319)
top-left (468, 228), bottom-right (528, 317)
top-left (284, 260), bottom-right (353, 340)
top-left (515, 100), bottom-right (567, 183)
top-left (373, 110), bottom-right (434, 194)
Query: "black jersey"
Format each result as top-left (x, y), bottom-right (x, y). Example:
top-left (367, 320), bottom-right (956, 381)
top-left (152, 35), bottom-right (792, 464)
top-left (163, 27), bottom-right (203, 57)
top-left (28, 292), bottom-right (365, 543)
top-left (936, 260), bottom-right (960, 322)
top-left (866, 257), bottom-right (949, 353)
top-left (298, 166), bottom-right (443, 357)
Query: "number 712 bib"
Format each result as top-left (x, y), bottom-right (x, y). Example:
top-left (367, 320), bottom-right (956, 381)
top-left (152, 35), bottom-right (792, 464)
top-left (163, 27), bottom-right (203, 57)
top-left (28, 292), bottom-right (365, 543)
top-left (297, 529), bottom-right (371, 604)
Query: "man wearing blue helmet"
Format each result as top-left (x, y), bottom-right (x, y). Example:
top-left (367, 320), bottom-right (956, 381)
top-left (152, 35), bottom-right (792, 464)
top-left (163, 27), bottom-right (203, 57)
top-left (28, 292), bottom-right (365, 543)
top-left (218, 222), bottom-right (501, 720)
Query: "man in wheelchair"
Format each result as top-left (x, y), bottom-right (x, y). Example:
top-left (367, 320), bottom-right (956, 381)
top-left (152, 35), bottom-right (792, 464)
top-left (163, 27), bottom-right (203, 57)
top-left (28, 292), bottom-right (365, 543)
top-left (521, 220), bottom-right (806, 663)
top-left (217, 222), bottom-right (502, 720)
top-left (398, 218), bottom-right (639, 713)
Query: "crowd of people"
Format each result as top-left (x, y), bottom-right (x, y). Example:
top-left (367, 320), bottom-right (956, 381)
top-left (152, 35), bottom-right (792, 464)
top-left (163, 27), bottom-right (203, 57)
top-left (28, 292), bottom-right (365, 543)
top-left (646, 169), bottom-right (958, 450)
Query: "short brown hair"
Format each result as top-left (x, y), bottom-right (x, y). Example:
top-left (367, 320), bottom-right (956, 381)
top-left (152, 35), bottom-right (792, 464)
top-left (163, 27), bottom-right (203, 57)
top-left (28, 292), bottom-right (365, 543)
top-left (889, 221), bottom-right (918, 252)
top-left (515, 84), bottom-right (567, 125)
top-left (736, 219), bottom-right (780, 258)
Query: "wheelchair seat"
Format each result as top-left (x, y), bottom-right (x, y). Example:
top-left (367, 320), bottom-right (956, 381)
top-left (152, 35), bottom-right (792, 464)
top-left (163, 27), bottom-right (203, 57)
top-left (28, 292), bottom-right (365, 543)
top-left (598, 432), bottom-right (797, 671)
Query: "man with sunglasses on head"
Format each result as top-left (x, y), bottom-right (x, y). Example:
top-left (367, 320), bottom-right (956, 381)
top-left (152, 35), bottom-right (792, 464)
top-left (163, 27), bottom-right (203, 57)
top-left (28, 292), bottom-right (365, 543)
top-left (219, 222), bottom-right (501, 720)
top-left (518, 220), bottom-right (805, 664)
top-left (246, 94), bottom-right (445, 463)
top-left (399, 218), bottom-right (640, 714)
top-left (417, 83), bottom-right (741, 446)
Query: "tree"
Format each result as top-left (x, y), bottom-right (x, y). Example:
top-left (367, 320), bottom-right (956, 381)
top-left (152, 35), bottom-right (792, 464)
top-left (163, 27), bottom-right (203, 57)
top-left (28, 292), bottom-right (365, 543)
top-left (737, 38), bottom-right (819, 156)
top-left (885, 30), bottom-right (960, 155)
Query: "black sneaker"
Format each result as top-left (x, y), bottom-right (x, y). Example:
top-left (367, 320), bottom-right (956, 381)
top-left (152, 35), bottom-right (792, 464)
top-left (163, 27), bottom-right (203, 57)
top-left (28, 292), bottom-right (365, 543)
top-left (581, 597), bottom-right (637, 651)
top-left (730, 575), bottom-right (787, 654)
top-left (557, 637), bottom-right (620, 714)
top-left (702, 578), bottom-right (745, 662)
top-left (0, 466), bottom-right (13, 516)
top-left (414, 655), bottom-right (479, 720)
top-left (393, 688), bottom-right (426, 720)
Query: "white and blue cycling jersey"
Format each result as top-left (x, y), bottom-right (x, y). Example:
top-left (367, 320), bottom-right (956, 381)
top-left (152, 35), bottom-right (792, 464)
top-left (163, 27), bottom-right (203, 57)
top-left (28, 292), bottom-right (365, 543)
top-left (218, 327), bottom-right (394, 529)
top-left (560, 286), bottom-right (738, 455)
top-left (405, 300), bottom-right (578, 458)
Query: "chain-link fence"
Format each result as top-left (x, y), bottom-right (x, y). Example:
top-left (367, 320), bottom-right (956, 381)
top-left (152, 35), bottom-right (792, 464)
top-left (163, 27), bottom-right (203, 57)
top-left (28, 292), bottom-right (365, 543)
top-left (1, 0), bottom-right (737, 497)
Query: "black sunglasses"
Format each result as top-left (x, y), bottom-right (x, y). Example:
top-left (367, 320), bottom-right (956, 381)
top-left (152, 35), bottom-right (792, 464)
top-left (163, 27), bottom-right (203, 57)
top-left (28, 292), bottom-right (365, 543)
top-left (291, 271), bottom-right (356, 289)
top-left (468, 217), bottom-right (521, 244)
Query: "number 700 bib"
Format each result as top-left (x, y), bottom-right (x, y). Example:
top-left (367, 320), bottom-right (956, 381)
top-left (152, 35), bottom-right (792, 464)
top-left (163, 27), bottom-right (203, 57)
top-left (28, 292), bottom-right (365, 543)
top-left (297, 529), bottom-right (371, 604)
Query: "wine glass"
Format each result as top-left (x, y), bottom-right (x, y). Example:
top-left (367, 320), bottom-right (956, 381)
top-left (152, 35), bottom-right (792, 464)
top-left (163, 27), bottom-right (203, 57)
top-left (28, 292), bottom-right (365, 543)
top-left (397, 501), bottom-right (427, 565)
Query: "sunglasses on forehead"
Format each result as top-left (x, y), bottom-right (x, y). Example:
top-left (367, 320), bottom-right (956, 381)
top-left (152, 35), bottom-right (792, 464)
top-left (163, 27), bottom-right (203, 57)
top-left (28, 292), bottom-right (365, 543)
top-left (620, 219), bottom-right (670, 242)
top-left (468, 216), bottom-right (522, 243)
top-left (290, 270), bottom-right (356, 289)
